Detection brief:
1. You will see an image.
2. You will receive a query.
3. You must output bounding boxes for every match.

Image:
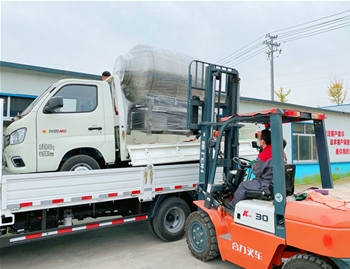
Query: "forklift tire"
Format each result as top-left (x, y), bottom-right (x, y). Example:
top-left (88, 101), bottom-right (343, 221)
top-left (185, 211), bottom-right (219, 261)
top-left (152, 197), bottom-right (191, 242)
top-left (282, 254), bottom-right (332, 269)
top-left (60, 155), bottom-right (100, 171)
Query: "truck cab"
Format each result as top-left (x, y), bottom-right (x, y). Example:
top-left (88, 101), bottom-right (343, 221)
top-left (3, 79), bottom-right (116, 173)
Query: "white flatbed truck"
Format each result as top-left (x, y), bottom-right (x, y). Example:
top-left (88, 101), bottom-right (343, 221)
top-left (0, 48), bottom-right (258, 247)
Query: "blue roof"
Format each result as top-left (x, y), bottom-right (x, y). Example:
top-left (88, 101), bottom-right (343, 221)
top-left (0, 61), bottom-right (100, 80)
top-left (321, 103), bottom-right (350, 113)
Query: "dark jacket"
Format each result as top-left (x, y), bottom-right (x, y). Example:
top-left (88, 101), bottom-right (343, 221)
top-left (252, 144), bottom-right (273, 180)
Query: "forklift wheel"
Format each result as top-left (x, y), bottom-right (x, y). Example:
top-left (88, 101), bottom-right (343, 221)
top-left (282, 254), bottom-right (332, 269)
top-left (185, 211), bottom-right (219, 261)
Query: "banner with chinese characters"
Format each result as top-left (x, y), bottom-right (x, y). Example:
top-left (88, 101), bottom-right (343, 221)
top-left (326, 130), bottom-right (350, 156)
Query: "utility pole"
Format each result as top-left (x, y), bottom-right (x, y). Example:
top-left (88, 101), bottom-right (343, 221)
top-left (263, 34), bottom-right (280, 101)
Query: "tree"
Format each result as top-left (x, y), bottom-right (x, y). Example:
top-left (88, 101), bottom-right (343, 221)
top-left (274, 87), bottom-right (291, 103)
top-left (326, 78), bottom-right (348, 105)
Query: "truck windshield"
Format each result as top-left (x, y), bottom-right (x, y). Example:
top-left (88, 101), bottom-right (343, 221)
top-left (20, 83), bottom-right (57, 117)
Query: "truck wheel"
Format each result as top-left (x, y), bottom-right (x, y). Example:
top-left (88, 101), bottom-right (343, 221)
top-left (282, 254), bottom-right (332, 269)
top-left (60, 155), bottom-right (100, 171)
top-left (185, 211), bottom-right (219, 261)
top-left (147, 218), bottom-right (157, 237)
top-left (152, 197), bottom-right (191, 242)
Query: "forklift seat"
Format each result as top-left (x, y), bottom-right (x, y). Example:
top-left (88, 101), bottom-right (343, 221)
top-left (245, 164), bottom-right (296, 201)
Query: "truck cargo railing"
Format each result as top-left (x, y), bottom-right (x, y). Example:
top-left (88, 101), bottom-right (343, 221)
top-left (0, 163), bottom-right (204, 215)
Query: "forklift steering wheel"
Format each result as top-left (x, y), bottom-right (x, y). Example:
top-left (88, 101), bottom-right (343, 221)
top-left (233, 157), bottom-right (252, 168)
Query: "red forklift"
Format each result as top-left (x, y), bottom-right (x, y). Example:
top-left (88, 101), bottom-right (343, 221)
top-left (185, 61), bottom-right (350, 269)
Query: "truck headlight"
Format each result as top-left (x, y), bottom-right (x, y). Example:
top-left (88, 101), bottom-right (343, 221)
top-left (10, 128), bottom-right (27, 145)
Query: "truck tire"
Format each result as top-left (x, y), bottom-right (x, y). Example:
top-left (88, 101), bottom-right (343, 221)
top-left (147, 218), bottom-right (157, 237)
top-left (152, 197), bottom-right (191, 242)
top-left (282, 254), bottom-right (332, 269)
top-left (185, 211), bottom-right (219, 261)
top-left (60, 155), bottom-right (100, 171)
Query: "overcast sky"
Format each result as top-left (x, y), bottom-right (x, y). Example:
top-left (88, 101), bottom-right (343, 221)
top-left (1, 1), bottom-right (350, 107)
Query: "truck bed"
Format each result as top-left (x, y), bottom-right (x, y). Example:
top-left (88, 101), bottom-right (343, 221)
top-left (0, 163), bottom-right (222, 216)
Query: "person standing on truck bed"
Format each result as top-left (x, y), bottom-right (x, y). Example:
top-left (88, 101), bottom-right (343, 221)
top-left (225, 129), bottom-right (273, 210)
top-left (102, 71), bottom-right (119, 115)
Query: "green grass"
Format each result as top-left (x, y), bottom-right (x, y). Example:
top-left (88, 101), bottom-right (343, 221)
top-left (295, 172), bottom-right (350, 185)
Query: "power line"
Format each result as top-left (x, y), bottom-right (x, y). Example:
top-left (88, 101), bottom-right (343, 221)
top-left (217, 35), bottom-right (265, 64)
top-left (271, 10), bottom-right (350, 34)
top-left (261, 12), bottom-right (349, 101)
top-left (216, 9), bottom-right (350, 103)
top-left (222, 47), bottom-right (266, 66)
top-left (275, 16), bottom-right (350, 43)
top-left (218, 10), bottom-right (350, 67)
top-left (276, 15), bottom-right (350, 39)
top-left (278, 22), bottom-right (350, 43)
top-left (219, 43), bottom-right (264, 66)
top-left (241, 44), bottom-right (350, 76)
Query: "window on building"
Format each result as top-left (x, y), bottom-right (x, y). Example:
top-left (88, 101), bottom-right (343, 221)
top-left (292, 123), bottom-right (317, 161)
top-left (2, 97), bottom-right (7, 117)
top-left (52, 84), bottom-right (97, 113)
top-left (10, 97), bottom-right (34, 116)
top-left (0, 95), bottom-right (35, 119)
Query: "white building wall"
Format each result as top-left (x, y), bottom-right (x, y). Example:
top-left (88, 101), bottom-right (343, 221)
top-left (1, 68), bottom-right (65, 97)
top-left (1, 65), bottom-right (99, 97)
top-left (240, 99), bottom-right (350, 164)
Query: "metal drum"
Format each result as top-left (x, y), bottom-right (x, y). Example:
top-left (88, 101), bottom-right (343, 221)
top-left (114, 44), bottom-right (201, 131)
top-left (114, 44), bottom-right (198, 104)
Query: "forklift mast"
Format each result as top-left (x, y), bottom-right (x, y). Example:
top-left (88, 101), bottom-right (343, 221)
top-left (186, 61), bottom-right (242, 200)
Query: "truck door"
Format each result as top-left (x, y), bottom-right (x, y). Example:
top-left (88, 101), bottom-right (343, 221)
top-left (36, 82), bottom-right (106, 172)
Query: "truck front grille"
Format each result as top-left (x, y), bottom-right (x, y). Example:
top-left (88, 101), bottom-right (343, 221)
top-left (4, 135), bottom-right (10, 147)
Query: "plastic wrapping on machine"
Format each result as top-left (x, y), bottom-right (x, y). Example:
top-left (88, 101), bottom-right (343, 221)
top-left (114, 44), bottom-right (204, 133)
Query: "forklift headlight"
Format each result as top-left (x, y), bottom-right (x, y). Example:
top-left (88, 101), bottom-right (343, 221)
top-left (10, 128), bottom-right (27, 145)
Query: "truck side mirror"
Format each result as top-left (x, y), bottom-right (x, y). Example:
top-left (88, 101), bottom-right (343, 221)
top-left (44, 96), bottom-right (63, 113)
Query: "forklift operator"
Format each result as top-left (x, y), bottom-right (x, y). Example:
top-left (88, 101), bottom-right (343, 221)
top-left (226, 129), bottom-right (272, 210)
